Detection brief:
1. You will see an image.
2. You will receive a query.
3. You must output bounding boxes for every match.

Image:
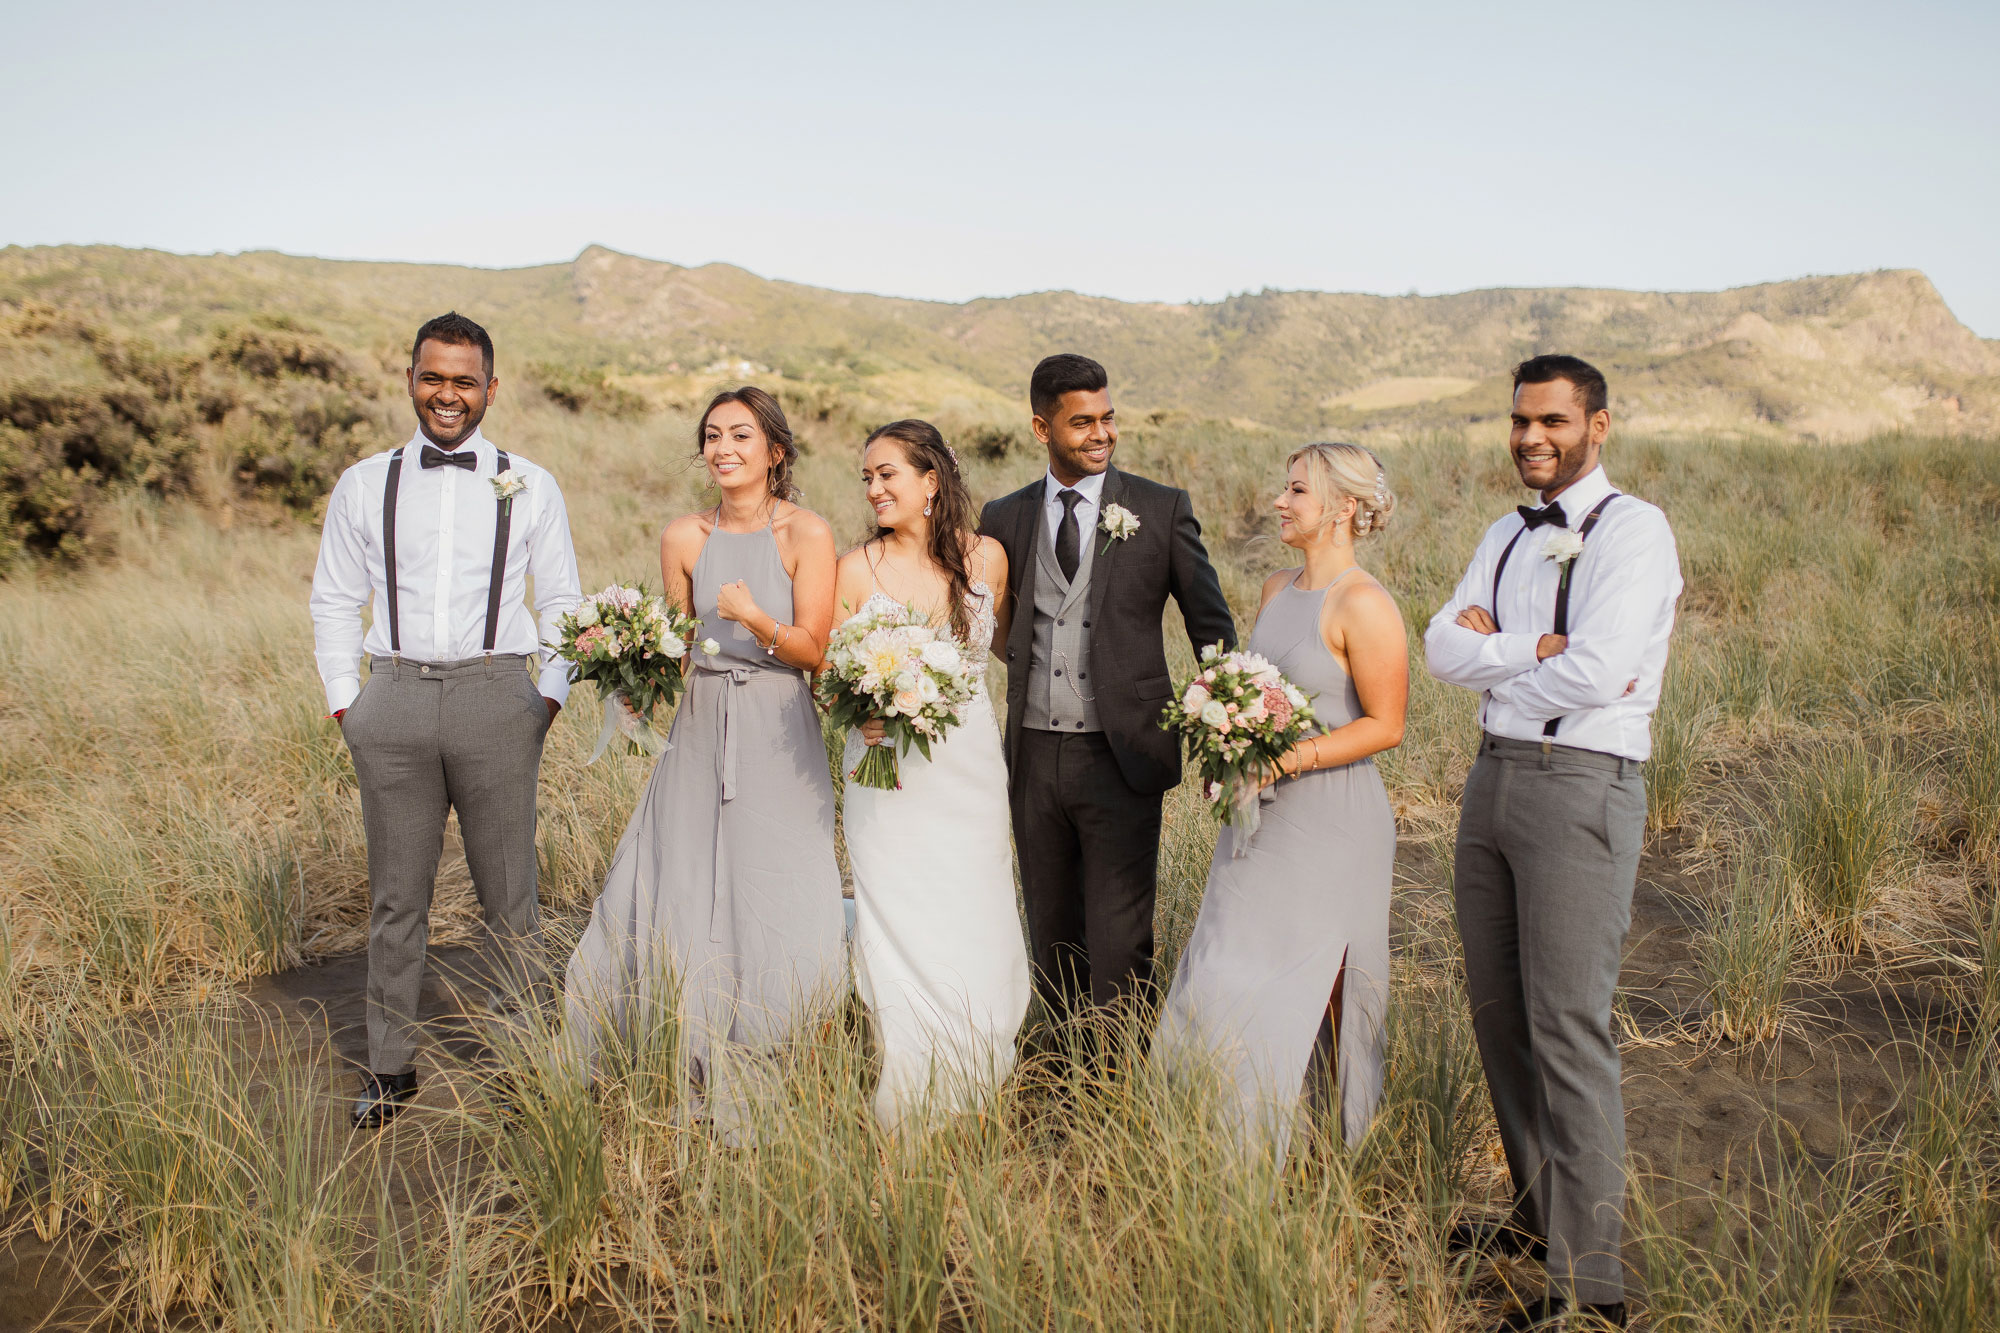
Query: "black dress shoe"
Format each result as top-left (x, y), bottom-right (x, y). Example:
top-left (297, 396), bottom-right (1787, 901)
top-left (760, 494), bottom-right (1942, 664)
top-left (1494, 1297), bottom-right (1628, 1331)
top-left (351, 1069), bottom-right (419, 1130)
top-left (1449, 1216), bottom-right (1549, 1262)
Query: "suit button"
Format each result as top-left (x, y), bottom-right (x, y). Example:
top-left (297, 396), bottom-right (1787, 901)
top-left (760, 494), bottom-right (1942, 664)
top-left (1080, 673), bottom-right (1088, 681)
top-left (1076, 721), bottom-right (1085, 729)
top-left (420, 665), bottom-right (431, 675)
top-left (1054, 669), bottom-right (1063, 677)
top-left (1057, 619), bottom-right (1065, 626)
top-left (1082, 620), bottom-right (1091, 629)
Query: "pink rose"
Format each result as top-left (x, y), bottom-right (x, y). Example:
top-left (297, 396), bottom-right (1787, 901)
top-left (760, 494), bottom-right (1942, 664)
top-left (1260, 682), bottom-right (1293, 729)
top-left (575, 626), bottom-right (608, 655)
top-left (893, 689), bottom-right (922, 715)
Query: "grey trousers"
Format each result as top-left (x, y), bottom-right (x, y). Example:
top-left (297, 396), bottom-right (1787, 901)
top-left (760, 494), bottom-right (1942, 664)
top-left (1453, 733), bottom-right (1645, 1306)
top-left (341, 654), bottom-right (553, 1076)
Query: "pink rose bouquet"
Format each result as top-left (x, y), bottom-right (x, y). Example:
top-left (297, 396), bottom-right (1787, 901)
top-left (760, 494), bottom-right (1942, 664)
top-left (553, 583), bottom-right (716, 760)
top-left (1159, 643), bottom-right (1318, 839)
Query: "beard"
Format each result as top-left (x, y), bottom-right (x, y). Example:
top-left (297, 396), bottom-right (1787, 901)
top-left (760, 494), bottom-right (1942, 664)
top-left (1053, 437), bottom-right (1113, 479)
top-left (417, 398), bottom-right (484, 448)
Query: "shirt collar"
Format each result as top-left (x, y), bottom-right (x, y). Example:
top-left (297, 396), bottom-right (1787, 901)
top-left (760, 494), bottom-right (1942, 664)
top-left (1044, 469), bottom-right (1107, 507)
top-left (1535, 464), bottom-right (1613, 519)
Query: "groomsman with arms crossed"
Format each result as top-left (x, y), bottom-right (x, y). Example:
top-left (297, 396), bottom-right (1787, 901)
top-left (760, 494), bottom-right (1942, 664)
top-left (980, 354), bottom-right (1236, 1056)
top-left (310, 313), bottom-right (582, 1129)
top-left (1425, 355), bottom-right (1682, 1329)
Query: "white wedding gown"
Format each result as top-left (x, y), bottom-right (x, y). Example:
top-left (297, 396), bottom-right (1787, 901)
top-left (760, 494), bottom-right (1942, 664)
top-left (840, 582), bottom-right (1030, 1131)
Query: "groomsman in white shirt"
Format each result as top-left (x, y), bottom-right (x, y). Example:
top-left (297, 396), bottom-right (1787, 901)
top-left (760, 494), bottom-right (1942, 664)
top-left (310, 313), bottom-right (582, 1128)
top-left (1425, 355), bottom-right (1682, 1329)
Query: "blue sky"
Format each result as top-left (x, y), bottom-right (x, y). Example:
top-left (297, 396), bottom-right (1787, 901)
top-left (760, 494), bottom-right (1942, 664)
top-left (5, 1), bottom-right (1997, 335)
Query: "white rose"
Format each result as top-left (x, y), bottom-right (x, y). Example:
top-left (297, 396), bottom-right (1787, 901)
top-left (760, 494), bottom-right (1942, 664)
top-left (917, 673), bottom-right (941, 703)
top-left (575, 603), bottom-right (599, 628)
top-left (1543, 529), bottom-right (1586, 564)
top-left (1199, 700), bottom-right (1229, 728)
top-left (701, 638), bottom-right (721, 655)
top-left (919, 640), bottom-right (962, 673)
top-left (1182, 683), bottom-right (1211, 712)
top-left (660, 632), bottom-right (687, 659)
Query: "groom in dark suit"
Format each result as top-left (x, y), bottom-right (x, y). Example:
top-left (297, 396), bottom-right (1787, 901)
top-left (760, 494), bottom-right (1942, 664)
top-left (980, 354), bottom-right (1236, 1045)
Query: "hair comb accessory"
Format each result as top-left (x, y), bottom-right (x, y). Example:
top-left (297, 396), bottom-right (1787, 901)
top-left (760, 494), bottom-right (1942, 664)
top-left (1373, 469), bottom-right (1388, 510)
top-left (944, 444), bottom-right (960, 470)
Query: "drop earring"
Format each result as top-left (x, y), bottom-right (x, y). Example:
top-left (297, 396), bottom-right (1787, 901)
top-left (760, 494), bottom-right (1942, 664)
top-left (923, 496), bottom-right (933, 517)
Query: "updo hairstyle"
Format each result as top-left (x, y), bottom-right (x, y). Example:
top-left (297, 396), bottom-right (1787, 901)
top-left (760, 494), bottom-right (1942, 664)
top-left (1286, 442), bottom-right (1396, 540)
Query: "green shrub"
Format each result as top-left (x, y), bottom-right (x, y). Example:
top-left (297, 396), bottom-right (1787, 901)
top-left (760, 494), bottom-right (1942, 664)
top-left (0, 312), bottom-right (391, 568)
top-left (532, 362), bottom-right (648, 419)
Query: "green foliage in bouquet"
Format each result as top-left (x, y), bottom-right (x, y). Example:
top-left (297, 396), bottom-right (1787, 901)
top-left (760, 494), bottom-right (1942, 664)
top-left (817, 600), bottom-right (979, 790)
top-left (1160, 642), bottom-right (1319, 829)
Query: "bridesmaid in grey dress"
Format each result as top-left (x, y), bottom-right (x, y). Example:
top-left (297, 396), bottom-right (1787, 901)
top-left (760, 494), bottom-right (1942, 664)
top-left (1156, 442), bottom-right (1408, 1160)
top-left (566, 388), bottom-right (843, 1137)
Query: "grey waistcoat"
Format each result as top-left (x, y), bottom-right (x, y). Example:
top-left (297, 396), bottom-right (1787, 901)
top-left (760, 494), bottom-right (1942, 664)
top-left (1023, 500), bottom-right (1102, 733)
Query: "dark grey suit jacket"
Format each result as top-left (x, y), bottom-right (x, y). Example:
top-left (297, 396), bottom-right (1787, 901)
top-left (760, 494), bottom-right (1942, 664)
top-left (978, 466), bottom-right (1237, 796)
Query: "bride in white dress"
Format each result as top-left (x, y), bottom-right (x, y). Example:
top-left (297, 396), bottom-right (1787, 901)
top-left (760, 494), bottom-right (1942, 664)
top-left (831, 419), bottom-right (1030, 1131)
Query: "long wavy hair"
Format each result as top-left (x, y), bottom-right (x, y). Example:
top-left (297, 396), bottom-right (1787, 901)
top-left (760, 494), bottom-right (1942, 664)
top-left (865, 419), bottom-right (977, 642)
top-left (695, 386), bottom-right (800, 502)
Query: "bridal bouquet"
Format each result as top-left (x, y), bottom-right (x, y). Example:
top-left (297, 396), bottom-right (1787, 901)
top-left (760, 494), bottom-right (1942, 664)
top-left (553, 583), bottom-right (717, 762)
top-left (1160, 644), bottom-right (1318, 845)
top-left (818, 601), bottom-right (980, 790)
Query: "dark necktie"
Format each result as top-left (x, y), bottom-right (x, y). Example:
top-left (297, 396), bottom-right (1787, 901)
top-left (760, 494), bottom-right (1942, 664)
top-left (421, 444), bottom-right (477, 471)
top-left (1517, 500), bottom-right (1568, 530)
top-left (1055, 489), bottom-right (1083, 582)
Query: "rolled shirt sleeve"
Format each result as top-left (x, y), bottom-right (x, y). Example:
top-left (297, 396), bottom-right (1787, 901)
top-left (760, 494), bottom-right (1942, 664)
top-left (309, 468), bottom-right (371, 713)
top-left (527, 469), bottom-right (584, 705)
top-left (1423, 520), bottom-right (1545, 690)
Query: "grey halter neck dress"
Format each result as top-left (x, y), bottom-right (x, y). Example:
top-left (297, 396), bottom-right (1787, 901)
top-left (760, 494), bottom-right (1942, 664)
top-left (1154, 569), bottom-right (1397, 1158)
top-left (564, 520), bottom-right (844, 1138)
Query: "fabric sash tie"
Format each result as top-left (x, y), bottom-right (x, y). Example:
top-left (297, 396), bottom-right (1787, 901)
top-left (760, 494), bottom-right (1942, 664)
top-left (691, 661), bottom-right (769, 802)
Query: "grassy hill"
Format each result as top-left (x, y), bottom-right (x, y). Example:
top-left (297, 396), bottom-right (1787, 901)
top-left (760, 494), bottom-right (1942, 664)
top-left (3, 242), bottom-right (1997, 568)
top-left (6, 243), bottom-right (1996, 440)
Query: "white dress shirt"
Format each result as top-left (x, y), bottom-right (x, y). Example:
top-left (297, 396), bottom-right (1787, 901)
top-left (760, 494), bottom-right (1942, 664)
top-left (1042, 468), bottom-right (1106, 546)
top-left (309, 430), bottom-right (583, 713)
top-left (1424, 465), bottom-right (1683, 761)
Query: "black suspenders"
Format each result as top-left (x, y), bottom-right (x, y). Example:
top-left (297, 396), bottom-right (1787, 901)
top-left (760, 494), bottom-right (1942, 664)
top-left (1489, 493), bottom-right (1619, 740)
top-left (379, 447), bottom-right (515, 657)
top-left (381, 447), bottom-right (405, 654)
top-left (485, 451), bottom-right (511, 653)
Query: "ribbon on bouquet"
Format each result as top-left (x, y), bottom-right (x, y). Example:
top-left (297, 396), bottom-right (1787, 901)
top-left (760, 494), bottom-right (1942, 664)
top-left (586, 689), bottom-right (672, 765)
top-left (1225, 780), bottom-right (1280, 858)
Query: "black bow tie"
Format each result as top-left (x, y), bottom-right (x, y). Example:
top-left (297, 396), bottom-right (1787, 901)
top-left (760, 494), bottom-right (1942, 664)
top-left (420, 444), bottom-right (477, 471)
top-left (1517, 501), bottom-right (1568, 530)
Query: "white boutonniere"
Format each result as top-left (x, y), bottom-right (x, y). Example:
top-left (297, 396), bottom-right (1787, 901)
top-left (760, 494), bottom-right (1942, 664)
top-left (491, 472), bottom-right (530, 502)
top-left (1099, 502), bottom-right (1140, 553)
top-left (1542, 528), bottom-right (1586, 564)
